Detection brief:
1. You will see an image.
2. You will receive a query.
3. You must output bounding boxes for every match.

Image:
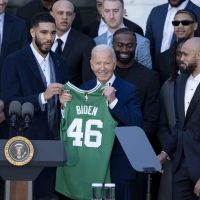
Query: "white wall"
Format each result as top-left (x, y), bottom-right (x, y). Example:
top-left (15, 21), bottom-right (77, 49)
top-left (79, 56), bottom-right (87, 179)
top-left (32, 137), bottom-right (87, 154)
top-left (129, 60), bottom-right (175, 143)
top-left (124, 0), bottom-right (200, 33)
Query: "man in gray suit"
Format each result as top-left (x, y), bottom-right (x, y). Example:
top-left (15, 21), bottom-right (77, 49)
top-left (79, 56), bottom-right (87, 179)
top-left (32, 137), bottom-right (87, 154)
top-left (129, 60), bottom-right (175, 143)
top-left (94, 0), bottom-right (152, 69)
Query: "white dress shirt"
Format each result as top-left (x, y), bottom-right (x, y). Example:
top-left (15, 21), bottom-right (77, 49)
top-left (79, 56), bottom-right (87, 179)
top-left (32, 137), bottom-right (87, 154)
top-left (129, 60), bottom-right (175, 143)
top-left (0, 13), bottom-right (5, 52)
top-left (98, 18), bottom-right (108, 36)
top-left (30, 43), bottom-right (51, 104)
top-left (160, 0), bottom-right (189, 53)
top-left (51, 28), bottom-right (71, 52)
top-left (184, 73), bottom-right (200, 116)
top-left (97, 74), bottom-right (118, 109)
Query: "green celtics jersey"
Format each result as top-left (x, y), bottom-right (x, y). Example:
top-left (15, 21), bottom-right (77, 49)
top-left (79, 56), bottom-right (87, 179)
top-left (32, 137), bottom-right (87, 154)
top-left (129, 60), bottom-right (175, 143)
top-left (56, 82), bottom-right (118, 200)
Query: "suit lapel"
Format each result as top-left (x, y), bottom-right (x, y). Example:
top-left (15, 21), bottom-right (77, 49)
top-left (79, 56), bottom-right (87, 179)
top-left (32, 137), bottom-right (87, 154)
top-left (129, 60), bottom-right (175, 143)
top-left (91, 20), bottom-right (100, 37)
top-left (1, 13), bottom-right (12, 57)
top-left (163, 81), bottom-right (176, 126)
top-left (157, 4), bottom-right (169, 49)
top-left (50, 52), bottom-right (62, 83)
top-left (176, 75), bottom-right (188, 125)
top-left (62, 29), bottom-right (75, 56)
top-left (112, 77), bottom-right (120, 89)
top-left (95, 33), bottom-right (107, 45)
top-left (185, 82), bottom-right (200, 125)
top-left (22, 46), bottom-right (46, 85)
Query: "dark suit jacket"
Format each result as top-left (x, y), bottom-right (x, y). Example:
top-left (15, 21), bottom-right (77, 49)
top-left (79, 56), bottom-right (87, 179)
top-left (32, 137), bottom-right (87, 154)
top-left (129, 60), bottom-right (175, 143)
top-left (80, 77), bottom-right (142, 180)
top-left (158, 80), bottom-right (176, 147)
top-left (83, 17), bottom-right (144, 38)
top-left (155, 47), bottom-right (173, 85)
top-left (60, 28), bottom-right (95, 86)
top-left (1, 45), bottom-right (68, 140)
top-left (115, 62), bottom-right (160, 139)
top-left (157, 79), bottom-right (175, 200)
top-left (163, 74), bottom-right (200, 182)
top-left (0, 12), bottom-right (28, 96)
top-left (145, 1), bottom-right (200, 56)
top-left (16, 0), bottom-right (83, 40)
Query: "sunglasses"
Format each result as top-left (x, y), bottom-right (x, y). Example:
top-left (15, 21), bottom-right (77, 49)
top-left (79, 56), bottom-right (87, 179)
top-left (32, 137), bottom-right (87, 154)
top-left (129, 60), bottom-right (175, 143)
top-left (172, 20), bottom-right (195, 26)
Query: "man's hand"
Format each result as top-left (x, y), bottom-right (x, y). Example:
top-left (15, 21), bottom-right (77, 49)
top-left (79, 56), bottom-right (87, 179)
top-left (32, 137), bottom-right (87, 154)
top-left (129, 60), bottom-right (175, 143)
top-left (44, 83), bottom-right (64, 101)
top-left (102, 86), bottom-right (116, 104)
top-left (59, 90), bottom-right (72, 108)
top-left (0, 100), bottom-right (5, 123)
top-left (157, 151), bottom-right (168, 164)
top-left (194, 178), bottom-right (200, 197)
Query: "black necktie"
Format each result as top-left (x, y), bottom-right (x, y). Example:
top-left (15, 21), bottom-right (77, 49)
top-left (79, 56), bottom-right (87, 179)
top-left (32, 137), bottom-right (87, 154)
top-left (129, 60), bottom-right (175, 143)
top-left (55, 38), bottom-right (63, 55)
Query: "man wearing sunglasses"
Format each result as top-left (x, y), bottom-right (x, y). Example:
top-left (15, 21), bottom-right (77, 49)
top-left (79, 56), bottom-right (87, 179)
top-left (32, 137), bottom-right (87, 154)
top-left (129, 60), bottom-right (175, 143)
top-left (172, 9), bottom-right (198, 39)
top-left (156, 9), bottom-right (198, 86)
top-left (146, 0), bottom-right (200, 59)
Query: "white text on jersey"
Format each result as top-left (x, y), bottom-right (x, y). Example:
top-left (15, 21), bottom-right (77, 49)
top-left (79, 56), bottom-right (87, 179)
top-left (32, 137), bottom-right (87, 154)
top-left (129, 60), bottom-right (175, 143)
top-left (76, 105), bottom-right (98, 117)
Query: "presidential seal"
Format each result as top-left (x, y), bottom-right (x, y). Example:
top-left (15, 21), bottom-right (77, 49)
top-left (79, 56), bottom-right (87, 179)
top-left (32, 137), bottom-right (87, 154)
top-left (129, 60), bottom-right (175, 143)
top-left (4, 136), bottom-right (34, 166)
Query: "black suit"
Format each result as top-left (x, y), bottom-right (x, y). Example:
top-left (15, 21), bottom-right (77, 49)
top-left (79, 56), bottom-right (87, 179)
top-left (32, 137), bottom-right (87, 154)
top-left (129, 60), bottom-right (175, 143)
top-left (0, 12), bottom-right (28, 96)
top-left (83, 17), bottom-right (144, 38)
top-left (155, 48), bottom-right (174, 86)
top-left (16, 0), bottom-right (82, 40)
top-left (59, 28), bottom-right (95, 86)
top-left (163, 74), bottom-right (200, 200)
top-left (1, 45), bottom-right (69, 198)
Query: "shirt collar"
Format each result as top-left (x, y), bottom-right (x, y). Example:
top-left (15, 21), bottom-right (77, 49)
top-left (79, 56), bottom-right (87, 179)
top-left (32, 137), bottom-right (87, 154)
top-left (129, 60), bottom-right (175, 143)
top-left (100, 18), bottom-right (106, 27)
top-left (55, 28), bottom-right (71, 44)
top-left (107, 23), bottom-right (126, 38)
top-left (168, 0), bottom-right (189, 10)
top-left (107, 23), bottom-right (125, 34)
top-left (97, 74), bottom-right (116, 86)
top-left (30, 43), bottom-right (49, 65)
top-left (188, 73), bottom-right (200, 82)
top-left (0, 13), bottom-right (4, 21)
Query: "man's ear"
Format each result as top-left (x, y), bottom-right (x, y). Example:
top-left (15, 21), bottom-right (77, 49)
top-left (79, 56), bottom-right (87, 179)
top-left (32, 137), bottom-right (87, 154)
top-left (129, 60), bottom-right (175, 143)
top-left (123, 8), bottom-right (127, 17)
top-left (30, 28), bottom-right (35, 38)
top-left (193, 22), bottom-right (198, 31)
top-left (196, 50), bottom-right (200, 61)
top-left (50, 10), bottom-right (54, 17)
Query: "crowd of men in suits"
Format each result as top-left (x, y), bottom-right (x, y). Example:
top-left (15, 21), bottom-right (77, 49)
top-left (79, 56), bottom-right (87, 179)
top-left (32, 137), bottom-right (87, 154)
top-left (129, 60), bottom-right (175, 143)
top-left (0, 0), bottom-right (200, 199)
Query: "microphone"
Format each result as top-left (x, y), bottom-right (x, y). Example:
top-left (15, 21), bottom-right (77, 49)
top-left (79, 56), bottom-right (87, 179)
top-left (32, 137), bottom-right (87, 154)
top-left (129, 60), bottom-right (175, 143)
top-left (9, 101), bottom-right (21, 128)
top-left (22, 102), bottom-right (34, 129)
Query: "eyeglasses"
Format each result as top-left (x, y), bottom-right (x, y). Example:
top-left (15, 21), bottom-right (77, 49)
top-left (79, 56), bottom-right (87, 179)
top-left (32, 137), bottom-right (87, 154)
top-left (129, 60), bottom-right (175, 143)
top-left (172, 20), bottom-right (195, 26)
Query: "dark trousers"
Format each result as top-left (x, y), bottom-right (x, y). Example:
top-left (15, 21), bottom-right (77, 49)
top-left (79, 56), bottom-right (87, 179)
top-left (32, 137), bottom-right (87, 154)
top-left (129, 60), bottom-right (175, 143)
top-left (172, 156), bottom-right (199, 200)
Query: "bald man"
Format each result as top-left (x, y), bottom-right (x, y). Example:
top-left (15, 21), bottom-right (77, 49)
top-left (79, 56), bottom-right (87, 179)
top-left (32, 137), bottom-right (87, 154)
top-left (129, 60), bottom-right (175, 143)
top-left (51, 0), bottom-right (95, 86)
top-left (158, 37), bottom-right (200, 200)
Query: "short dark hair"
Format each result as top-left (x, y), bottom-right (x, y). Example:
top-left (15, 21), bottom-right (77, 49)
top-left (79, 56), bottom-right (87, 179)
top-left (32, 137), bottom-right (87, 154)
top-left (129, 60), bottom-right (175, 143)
top-left (30, 12), bottom-right (55, 28)
top-left (175, 9), bottom-right (198, 22)
top-left (113, 28), bottom-right (137, 43)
